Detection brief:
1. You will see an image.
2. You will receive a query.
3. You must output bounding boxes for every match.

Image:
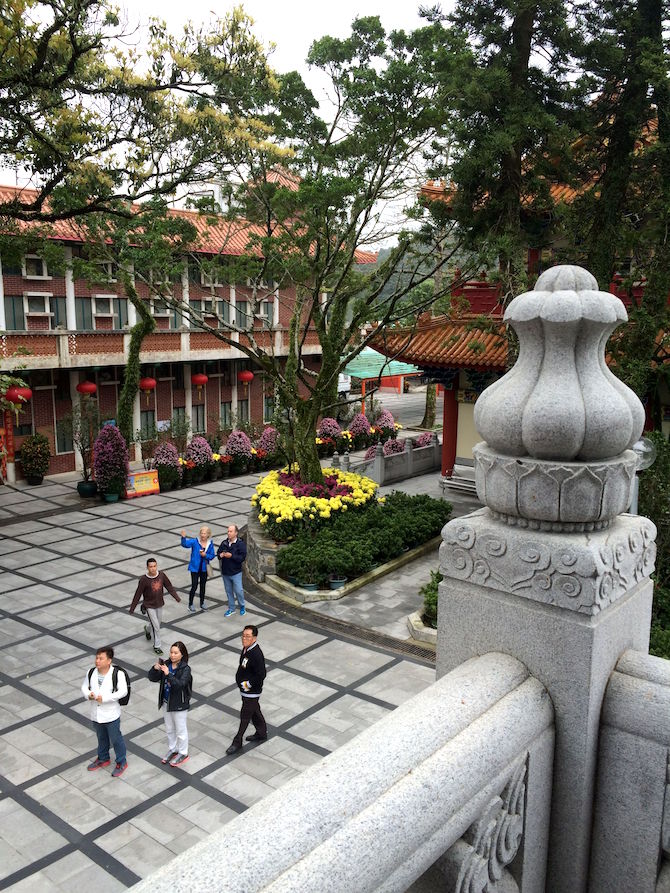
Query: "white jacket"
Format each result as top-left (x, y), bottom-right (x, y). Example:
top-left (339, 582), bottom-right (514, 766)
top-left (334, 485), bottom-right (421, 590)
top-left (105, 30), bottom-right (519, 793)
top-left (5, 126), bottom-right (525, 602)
top-left (81, 664), bottom-right (128, 723)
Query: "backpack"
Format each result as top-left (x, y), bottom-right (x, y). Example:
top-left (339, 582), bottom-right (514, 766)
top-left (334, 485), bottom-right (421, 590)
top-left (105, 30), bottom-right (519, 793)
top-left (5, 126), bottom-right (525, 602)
top-left (88, 666), bottom-right (131, 706)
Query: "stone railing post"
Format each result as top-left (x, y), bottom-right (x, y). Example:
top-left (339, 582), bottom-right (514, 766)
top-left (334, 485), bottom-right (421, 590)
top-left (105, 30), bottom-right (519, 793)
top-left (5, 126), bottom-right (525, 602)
top-left (436, 265), bottom-right (656, 893)
top-left (405, 435), bottom-right (414, 477)
top-left (373, 442), bottom-right (383, 482)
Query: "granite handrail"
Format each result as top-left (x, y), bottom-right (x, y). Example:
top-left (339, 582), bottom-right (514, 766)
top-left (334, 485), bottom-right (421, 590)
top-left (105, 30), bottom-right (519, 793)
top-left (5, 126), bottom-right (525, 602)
top-left (131, 652), bottom-right (554, 893)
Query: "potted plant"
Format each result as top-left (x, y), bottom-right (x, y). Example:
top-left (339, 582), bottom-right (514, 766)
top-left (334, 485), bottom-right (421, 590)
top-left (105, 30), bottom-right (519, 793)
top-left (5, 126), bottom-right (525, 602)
top-left (185, 435), bottom-right (212, 484)
top-left (225, 429), bottom-right (253, 474)
top-left (63, 395), bottom-right (100, 497)
top-left (93, 424), bottom-right (129, 502)
top-left (18, 433), bottom-right (51, 484)
top-left (219, 454), bottom-right (232, 477)
top-left (153, 441), bottom-right (180, 491)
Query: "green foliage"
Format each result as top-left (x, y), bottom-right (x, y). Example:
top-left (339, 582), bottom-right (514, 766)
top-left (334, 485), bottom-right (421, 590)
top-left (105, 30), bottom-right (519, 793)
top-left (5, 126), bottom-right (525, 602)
top-left (62, 395), bottom-right (101, 481)
top-left (420, 570), bottom-right (444, 629)
top-left (18, 433), bottom-right (51, 479)
top-left (276, 492), bottom-right (452, 588)
top-left (166, 414), bottom-right (192, 457)
top-left (638, 431), bottom-right (670, 590)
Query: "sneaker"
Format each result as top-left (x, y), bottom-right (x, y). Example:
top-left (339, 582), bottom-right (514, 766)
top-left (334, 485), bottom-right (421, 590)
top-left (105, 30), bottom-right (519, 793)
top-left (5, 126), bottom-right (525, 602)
top-left (224, 609), bottom-right (235, 617)
top-left (169, 753), bottom-right (189, 767)
top-left (87, 757), bottom-right (111, 771)
top-left (200, 602), bottom-right (207, 611)
top-left (111, 761), bottom-right (128, 778)
top-left (161, 751), bottom-right (178, 765)
top-left (154, 647), bottom-right (163, 655)
top-left (188, 604), bottom-right (196, 613)
top-left (144, 625), bottom-right (151, 640)
top-left (239, 608), bottom-right (246, 616)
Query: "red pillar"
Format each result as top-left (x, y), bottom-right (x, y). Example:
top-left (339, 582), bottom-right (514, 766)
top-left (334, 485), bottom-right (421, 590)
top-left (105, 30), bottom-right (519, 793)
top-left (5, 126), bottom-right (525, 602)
top-left (441, 387), bottom-right (458, 477)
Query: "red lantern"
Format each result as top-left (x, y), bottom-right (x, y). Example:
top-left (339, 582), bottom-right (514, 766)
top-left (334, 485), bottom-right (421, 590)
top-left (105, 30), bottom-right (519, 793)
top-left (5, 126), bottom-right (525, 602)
top-left (237, 369), bottom-right (253, 396)
top-left (76, 381), bottom-right (97, 397)
top-left (4, 386), bottom-right (33, 423)
top-left (191, 373), bottom-right (208, 387)
top-left (139, 377), bottom-right (157, 407)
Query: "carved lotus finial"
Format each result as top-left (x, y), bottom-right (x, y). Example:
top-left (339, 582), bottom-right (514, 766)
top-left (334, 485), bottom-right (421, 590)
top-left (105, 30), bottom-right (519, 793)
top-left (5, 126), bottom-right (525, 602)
top-left (474, 264), bottom-right (645, 461)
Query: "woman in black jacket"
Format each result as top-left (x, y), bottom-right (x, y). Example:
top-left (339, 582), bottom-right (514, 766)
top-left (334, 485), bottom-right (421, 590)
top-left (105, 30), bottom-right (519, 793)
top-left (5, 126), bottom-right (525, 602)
top-left (148, 640), bottom-right (192, 768)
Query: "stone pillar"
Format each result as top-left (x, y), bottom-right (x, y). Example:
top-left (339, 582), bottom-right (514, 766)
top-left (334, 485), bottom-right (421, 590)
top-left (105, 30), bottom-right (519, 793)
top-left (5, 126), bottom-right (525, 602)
top-left (63, 246), bottom-right (76, 330)
top-left (184, 363), bottom-right (192, 438)
top-left (0, 255), bottom-right (6, 330)
top-left (436, 265), bottom-right (656, 893)
top-left (441, 385), bottom-right (458, 476)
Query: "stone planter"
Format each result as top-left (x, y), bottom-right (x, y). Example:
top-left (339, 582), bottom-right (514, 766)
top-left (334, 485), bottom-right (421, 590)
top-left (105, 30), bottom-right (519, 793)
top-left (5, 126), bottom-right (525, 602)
top-left (103, 492), bottom-right (120, 503)
top-left (406, 610), bottom-right (437, 646)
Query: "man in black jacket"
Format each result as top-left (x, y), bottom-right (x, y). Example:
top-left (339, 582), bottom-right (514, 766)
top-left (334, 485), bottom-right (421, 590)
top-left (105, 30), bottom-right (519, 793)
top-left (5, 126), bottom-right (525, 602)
top-left (218, 525), bottom-right (247, 617)
top-left (226, 625), bottom-right (267, 755)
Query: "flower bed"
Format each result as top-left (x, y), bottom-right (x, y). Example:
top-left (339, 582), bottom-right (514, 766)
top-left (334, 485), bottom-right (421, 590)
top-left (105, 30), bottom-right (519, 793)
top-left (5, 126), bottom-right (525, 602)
top-left (252, 467), bottom-right (378, 541)
top-left (275, 492), bottom-right (452, 588)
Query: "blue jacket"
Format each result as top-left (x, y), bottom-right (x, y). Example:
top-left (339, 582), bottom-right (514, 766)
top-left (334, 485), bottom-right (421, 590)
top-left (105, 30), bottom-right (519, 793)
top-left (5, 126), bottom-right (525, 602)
top-left (218, 537), bottom-right (247, 575)
top-left (181, 536), bottom-right (215, 573)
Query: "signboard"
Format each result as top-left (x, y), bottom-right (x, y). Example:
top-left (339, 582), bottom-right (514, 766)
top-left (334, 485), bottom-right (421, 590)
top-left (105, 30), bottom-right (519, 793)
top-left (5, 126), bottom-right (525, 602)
top-left (457, 388), bottom-right (479, 405)
top-left (125, 469), bottom-right (159, 499)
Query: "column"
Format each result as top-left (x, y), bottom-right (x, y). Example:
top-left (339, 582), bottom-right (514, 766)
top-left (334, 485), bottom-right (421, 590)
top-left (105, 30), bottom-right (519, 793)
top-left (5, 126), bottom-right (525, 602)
top-left (69, 371), bottom-right (83, 472)
top-left (0, 255), bottom-right (6, 330)
top-left (441, 385), bottom-right (458, 477)
top-left (63, 246), bottom-right (76, 330)
top-left (181, 262), bottom-right (190, 327)
top-left (184, 363), bottom-right (192, 438)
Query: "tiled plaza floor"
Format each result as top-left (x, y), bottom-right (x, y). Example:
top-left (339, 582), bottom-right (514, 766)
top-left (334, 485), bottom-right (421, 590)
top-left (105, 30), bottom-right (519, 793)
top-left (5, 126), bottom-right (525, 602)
top-left (0, 474), bottom-right (438, 891)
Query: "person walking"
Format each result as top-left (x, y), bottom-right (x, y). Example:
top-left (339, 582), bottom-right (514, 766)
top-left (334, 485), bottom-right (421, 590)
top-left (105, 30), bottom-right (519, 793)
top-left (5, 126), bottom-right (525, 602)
top-left (218, 524), bottom-right (247, 617)
top-left (226, 625), bottom-right (267, 755)
top-left (148, 640), bottom-right (192, 767)
top-left (181, 526), bottom-right (215, 612)
top-left (129, 557), bottom-right (181, 655)
top-left (81, 646), bottom-right (128, 777)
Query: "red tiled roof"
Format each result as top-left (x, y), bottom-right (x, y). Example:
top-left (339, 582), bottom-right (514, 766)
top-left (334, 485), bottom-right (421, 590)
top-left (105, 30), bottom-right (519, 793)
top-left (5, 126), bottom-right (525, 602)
top-left (371, 316), bottom-right (508, 371)
top-left (0, 184), bottom-right (377, 264)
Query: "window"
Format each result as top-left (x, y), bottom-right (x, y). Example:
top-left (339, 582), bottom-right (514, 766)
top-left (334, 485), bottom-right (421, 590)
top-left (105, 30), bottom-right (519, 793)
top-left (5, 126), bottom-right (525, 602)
top-left (75, 297), bottom-right (94, 331)
top-left (246, 276), bottom-right (274, 290)
top-left (140, 409), bottom-right (156, 440)
top-left (4, 296), bottom-right (25, 330)
top-left (94, 260), bottom-right (117, 283)
top-left (173, 365), bottom-right (184, 390)
top-left (173, 406), bottom-right (186, 424)
top-left (237, 399), bottom-right (249, 423)
top-left (2, 255), bottom-right (22, 276)
top-left (55, 418), bottom-right (74, 453)
top-left (236, 300), bottom-right (249, 328)
top-left (192, 403), bottom-right (205, 433)
top-left (23, 255), bottom-right (48, 278)
top-left (14, 419), bottom-right (33, 436)
top-left (52, 296), bottom-right (67, 328)
top-left (260, 300), bottom-right (273, 326)
top-left (152, 298), bottom-right (170, 317)
top-left (113, 297), bottom-right (128, 328)
top-left (264, 393), bottom-right (275, 422)
top-left (201, 266), bottom-right (224, 287)
top-left (220, 401), bottom-right (232, 428)
top-left (92, 296), bottom-right (113, 315)
top-left (25, 294), bottom-right (50, 315)
top-left (219, 301), bottom-right (231, 325)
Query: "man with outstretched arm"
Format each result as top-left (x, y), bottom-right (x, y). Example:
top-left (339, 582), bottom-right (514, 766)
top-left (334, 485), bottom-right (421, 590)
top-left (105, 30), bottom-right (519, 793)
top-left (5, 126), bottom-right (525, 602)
top-left (226, 625), bottom-right (267, 754)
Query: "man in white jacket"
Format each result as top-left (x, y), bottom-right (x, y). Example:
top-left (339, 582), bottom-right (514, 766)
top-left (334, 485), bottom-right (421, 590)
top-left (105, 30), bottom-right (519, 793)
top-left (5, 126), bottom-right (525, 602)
top-left (81, 646), bottom-right (128, 777)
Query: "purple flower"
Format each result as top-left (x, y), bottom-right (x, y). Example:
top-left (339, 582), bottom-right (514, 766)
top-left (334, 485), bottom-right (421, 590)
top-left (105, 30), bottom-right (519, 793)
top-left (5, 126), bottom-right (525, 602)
top-left (348, 413), bottom-right (370, 435)
top-left (415, 432), bottom-right (433, 448)
top-left (93, 425), bottom-right (129, 492)
top-left (317, 417), bottom-right (342, 439)
top-left (383, 438), bottom-right (405, 456)
top-left (225, 429), bottom-right (253, 459)
top-left (154, 441), bottom-right (180, 467)
top-left (258, 426), bottom-right (279, 453)
top-left (375, 409), bottom-right (395, 429)
top-left (186, 435), bottom-right (213, 466)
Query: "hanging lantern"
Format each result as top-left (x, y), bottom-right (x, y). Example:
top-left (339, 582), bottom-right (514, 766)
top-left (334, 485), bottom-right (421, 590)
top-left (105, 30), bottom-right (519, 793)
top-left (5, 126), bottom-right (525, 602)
top-left (76, 381), bottom-right (97, 397)
top-left (4, 386), bottom-right (33, 423)
top-left (237, 369), bottom-right (254, 396)
top-left (191, 373), bottom-right (208, 399)
top-left (139, 377), bottom-right (157, 407)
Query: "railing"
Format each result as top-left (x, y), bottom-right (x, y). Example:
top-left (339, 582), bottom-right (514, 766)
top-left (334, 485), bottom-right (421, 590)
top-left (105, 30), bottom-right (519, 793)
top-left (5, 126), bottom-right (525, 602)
top-left (339, 435), bottom-right (442, 486)
top-left (131, 652), bottom-right (554, 893)
top-left (590, 649), bottom-right (670, 893)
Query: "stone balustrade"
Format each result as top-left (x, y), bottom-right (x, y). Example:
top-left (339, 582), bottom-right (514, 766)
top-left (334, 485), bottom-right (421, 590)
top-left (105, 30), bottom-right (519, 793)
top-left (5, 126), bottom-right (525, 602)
top-left (131, 653), bottom-right (554, 893)
top-left (590, 650), bottom-right (670, 892)
top-left (343, 434), bottom-right (442, 485)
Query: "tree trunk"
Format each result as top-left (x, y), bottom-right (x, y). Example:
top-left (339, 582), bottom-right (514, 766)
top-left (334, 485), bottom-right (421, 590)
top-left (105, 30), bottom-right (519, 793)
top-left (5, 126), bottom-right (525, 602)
top-left (293, 400), bottom-right (323, 484)
top-left (420, 383), bottom-right (437, 428)
top-left (117, 275), bottom-right (155, 447)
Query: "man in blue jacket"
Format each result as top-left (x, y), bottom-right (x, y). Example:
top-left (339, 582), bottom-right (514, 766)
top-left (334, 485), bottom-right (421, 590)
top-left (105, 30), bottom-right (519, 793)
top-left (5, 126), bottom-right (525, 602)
top-left (218, 524), bottom-right (247, 617)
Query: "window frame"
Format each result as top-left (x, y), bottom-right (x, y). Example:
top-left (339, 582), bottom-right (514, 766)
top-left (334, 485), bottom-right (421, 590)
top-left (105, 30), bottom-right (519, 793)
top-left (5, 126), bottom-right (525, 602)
top-left (23, 255), bottom-right (50, 280)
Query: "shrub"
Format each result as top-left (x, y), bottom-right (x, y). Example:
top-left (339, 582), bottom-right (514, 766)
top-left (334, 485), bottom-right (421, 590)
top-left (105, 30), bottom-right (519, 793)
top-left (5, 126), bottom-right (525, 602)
top-left (154, 441), bottom-right (179, 468)
top-left (364, 443), bottom-right (380, 460)
top-left (375, 408), bottom-right (395, 429)
top-left (18, 433), bottom-right (51, 479)
top-left (421, 570), bottom-right (443, 629)
top-left (225, 429), bottom-right (253, 460)
top-left (317, 417), bottom-right (342, 439)
top-left (94, 425), bottom-right (129, 494)
top-left (348, 412), bottom-right (370, 436)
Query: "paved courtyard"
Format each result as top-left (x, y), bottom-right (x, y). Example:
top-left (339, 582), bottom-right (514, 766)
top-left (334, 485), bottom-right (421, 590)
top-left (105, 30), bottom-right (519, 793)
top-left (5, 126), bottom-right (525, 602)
top-left (0, 474), bottom-right (437, 891)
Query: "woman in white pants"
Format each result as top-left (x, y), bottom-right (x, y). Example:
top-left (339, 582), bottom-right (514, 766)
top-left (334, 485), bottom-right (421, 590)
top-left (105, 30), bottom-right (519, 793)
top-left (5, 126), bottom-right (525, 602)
top-left (148, 641), bottom-right (192, 767)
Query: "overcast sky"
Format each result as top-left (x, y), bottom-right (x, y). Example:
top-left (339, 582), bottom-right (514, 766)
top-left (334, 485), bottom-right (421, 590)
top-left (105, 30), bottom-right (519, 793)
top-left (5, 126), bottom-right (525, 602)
top-left (123, 1), bottom-right (431, 85)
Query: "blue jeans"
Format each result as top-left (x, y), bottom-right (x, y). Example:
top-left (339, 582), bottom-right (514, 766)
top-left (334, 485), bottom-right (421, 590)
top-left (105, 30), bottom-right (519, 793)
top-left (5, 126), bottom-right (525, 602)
top-left (93, 717), bottom-right (126, 764)
top-left (222, 572), bottom-right (245, 610)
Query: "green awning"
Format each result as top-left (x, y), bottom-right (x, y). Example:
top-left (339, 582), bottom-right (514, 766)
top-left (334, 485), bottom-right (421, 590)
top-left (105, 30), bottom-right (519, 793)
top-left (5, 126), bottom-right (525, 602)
top-left (343, 348), bottom-right (418, 379)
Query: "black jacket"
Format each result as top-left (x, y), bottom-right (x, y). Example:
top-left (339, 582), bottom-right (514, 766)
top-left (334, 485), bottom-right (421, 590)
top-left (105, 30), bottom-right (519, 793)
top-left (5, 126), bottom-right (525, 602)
top-left (148, 661), bottom-right (192, 711)
top-left (235, 643), bottom-right (266, 696)
top-left (218, 537), bottom-right (247, 575)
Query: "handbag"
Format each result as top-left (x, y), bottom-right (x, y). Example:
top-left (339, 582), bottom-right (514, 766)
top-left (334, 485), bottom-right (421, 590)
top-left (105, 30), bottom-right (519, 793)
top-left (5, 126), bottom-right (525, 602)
top-left (206, 561), bottom-right (213, 579)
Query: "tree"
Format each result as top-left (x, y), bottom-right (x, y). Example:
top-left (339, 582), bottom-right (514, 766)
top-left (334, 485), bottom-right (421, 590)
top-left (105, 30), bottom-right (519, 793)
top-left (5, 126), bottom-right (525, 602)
top-left (150, 18), bottom-right (464, 483)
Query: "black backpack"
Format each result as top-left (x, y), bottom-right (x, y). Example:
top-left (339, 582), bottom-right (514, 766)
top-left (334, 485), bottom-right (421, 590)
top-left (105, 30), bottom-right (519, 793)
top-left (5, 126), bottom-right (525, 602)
top-left (88, 666), bottom-right (131, 706)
